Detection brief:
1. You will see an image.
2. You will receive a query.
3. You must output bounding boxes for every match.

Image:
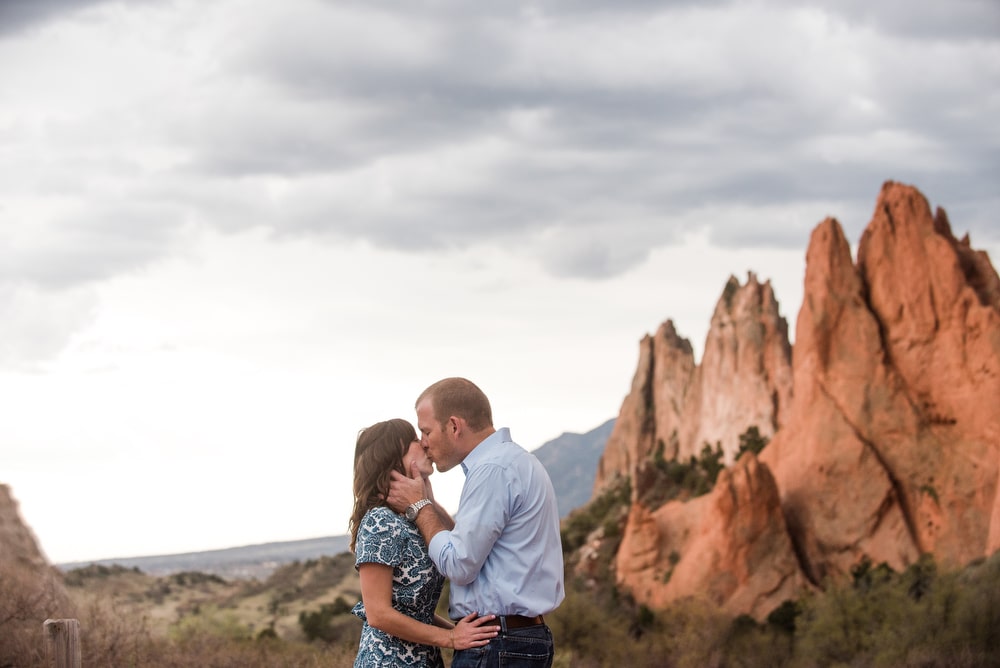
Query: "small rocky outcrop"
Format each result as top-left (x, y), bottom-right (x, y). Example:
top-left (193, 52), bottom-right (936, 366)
top-left (614, 453), bottom-right (807, 619)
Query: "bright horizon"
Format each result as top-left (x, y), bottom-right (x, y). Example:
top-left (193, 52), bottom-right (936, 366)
top-left (2, 0), bottom-right (997, 564)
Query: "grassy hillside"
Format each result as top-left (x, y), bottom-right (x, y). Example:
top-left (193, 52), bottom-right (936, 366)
top-left (47, 542), bottom-right (1000, 667)
top-left (64, 553), bottom-right (361, 643)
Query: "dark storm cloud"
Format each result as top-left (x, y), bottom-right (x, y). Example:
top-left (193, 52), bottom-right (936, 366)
top-left (8, 0), bottom-right (998, 287)
top-left (826, 0), bottom-right (1000, 40)
top-left (0, 0), bottom-right (164, 37)
top-left (205, 0), bottom-right (997, 253)
top-left (0, 0), bottom-right (103, 36)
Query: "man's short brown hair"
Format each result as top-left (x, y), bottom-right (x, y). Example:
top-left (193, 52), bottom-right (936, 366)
top-left (416, 377), bottom-right (493, 431)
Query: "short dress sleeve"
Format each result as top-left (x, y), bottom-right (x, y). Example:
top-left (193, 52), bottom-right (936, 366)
top-left (355, 505), bottom-right (407, 570)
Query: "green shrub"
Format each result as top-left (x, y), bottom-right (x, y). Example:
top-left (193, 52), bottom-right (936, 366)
top-left (765, 599), bottom-right (799, 634)
top-left (561, 477), bottom-right (631, 554)
top-left (795, 552), bottom-right (1000, 667)
top-left (298, 596), bottom-right (354, 643)
top-left (736, 425), bottom-right (769, 460)
top-left (638, 442), bottom-right (725, 509)
top-left (551, 551), bottom-right (1000, 667)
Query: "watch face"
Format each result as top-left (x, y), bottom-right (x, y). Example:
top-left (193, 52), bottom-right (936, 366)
top-left (406, 499), bottom-right (427, 521)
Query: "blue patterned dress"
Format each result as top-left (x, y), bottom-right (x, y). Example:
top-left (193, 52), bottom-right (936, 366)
top-left (353, 505), bottom-right (446, 667)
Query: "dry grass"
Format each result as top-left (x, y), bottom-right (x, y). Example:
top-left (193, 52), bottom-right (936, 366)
top-left (9, 547), bottom-right (996, 667)
top-left (0, 563), bottom-right (73, 667)
top-left (36, 558), bottom-right (363, 666)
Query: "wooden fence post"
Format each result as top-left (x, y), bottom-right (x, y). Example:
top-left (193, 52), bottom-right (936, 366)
top-left (43, 618), bottom-right (81, 668)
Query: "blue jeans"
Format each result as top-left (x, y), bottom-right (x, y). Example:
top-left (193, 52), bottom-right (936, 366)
top-left (451, 623), bottom-right (554, 668)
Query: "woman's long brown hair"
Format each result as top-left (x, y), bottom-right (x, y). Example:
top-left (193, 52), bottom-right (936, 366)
top-left (348, 418), bottom-right (417, 552)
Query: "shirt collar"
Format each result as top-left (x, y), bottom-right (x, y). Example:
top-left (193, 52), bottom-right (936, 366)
top-left (460, 427), bottom-right (511, 475)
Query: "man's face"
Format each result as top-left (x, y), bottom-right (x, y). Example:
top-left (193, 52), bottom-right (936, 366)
top-left (416, 397), bottom-right (455, 473)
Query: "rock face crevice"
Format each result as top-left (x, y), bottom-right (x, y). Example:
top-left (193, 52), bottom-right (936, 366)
top-left (589, 182), bottom-right (1000, 618)
top-left (815, 377), bottom-right (925, 557)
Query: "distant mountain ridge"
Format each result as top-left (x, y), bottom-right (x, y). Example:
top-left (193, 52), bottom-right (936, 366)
top-left (57, 535), bottom-right (351, 580)
top-left (533, 418), bottom-right (616, 517)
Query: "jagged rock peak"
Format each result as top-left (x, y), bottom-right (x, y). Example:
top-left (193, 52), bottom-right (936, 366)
top-left (592, 273), bottom-right (793, 500)
top-left (655, 318), bottom-right (693, 355)
top-left (681, 271), bottom-right (793, 464)
top-left (763, 181), bottom-right (1000, 581)
top-left (592, 318), bottom-right (697, 496)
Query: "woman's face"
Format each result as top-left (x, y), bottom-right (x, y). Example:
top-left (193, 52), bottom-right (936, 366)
top-left (402, 439), bottom-right (434, 479)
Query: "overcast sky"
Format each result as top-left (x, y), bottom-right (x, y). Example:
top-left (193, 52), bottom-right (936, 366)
top-left (2, 0), bottom-right (997, 564)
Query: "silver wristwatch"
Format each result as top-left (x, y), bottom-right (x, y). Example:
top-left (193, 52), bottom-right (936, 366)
top-left (405, 498), bottom-right (432, 522)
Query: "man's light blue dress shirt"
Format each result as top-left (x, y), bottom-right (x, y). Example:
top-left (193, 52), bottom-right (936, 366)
top-left (427, 427), bottom-right (565, 618)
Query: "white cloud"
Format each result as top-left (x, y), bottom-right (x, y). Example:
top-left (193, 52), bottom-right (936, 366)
top-left (0, 284), bottom-right (98, 369)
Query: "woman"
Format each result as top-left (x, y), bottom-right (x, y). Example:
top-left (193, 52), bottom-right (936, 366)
top-left (350, 418), bottom-right (499, 667)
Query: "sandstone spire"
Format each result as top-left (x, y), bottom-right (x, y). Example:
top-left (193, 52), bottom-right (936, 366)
top-left (761, 181), bottom-right (1000, 580)
top-left (593, 320), bottom-right (695, 495)
top-left (680, 273), bottom-right (793, 465)
top-left (593, 274), bottom-right (793, 499)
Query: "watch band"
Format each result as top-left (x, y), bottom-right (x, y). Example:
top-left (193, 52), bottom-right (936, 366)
top-left (406, 498), bottom-right (432, 521)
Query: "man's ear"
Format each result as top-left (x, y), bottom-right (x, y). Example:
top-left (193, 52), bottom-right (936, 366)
top-left (449, 416), bottom-right (461, 435)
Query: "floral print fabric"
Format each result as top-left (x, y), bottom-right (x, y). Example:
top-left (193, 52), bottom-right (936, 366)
top-left (353, 505), bottom-right (446, 667)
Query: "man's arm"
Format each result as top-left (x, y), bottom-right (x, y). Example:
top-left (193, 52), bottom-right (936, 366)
top-left (412, 496), bottom-right (448, 544)
top-left (430, 502), bottom-right (456, 530)
top-left (424, 465), bottom-right (506, 585)
top-left (387, 469), bottom-right (450, 543)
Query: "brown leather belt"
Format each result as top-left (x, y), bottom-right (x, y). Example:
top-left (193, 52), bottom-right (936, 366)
top-left (497, 614), bottom-right (544, 629)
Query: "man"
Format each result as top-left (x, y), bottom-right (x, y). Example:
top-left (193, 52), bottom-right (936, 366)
top-left (387, 377), bottom-right (565, 668)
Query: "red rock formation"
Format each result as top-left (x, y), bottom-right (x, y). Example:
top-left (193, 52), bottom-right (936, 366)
top-left (762, 181), bottom-right (1000, 580)
top-left (614, 454), bottom-right (807, 619)
top-left (593, 320), bottom-right (695, 495)
top-left (590, 181), bottom-right (999, 617)
top-left (680, 274), bottom-right (793, 464)
top-left (760, 217), bottom-right (921, 582)
top-left (593, 274), bottom-right (792, 498)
